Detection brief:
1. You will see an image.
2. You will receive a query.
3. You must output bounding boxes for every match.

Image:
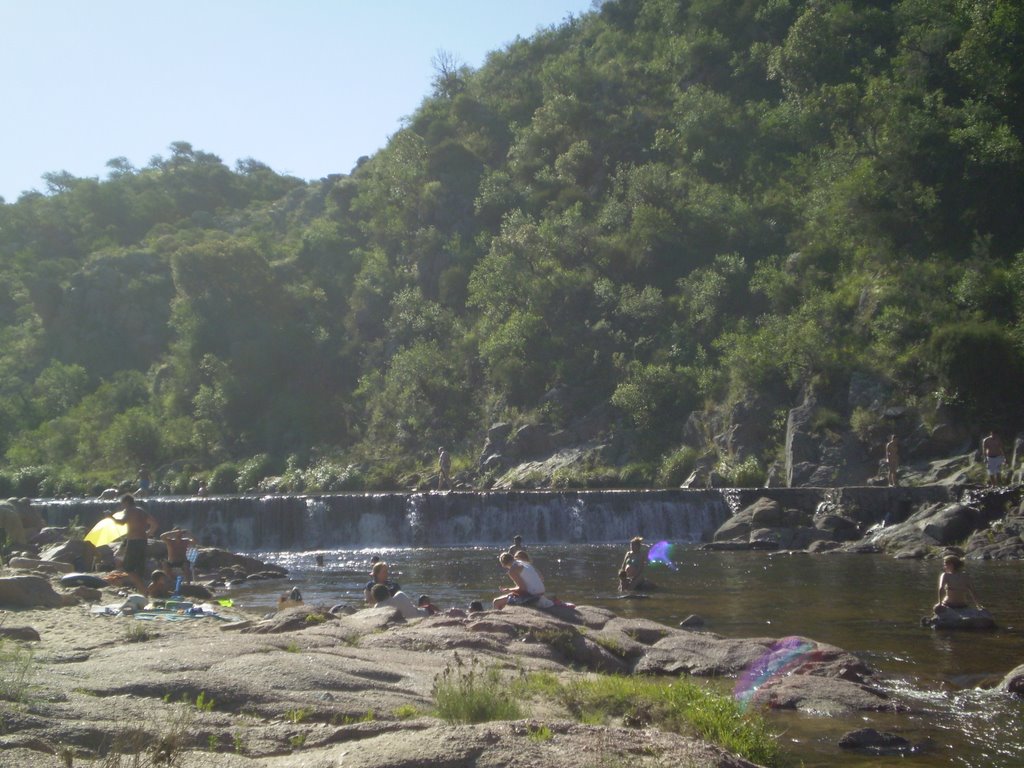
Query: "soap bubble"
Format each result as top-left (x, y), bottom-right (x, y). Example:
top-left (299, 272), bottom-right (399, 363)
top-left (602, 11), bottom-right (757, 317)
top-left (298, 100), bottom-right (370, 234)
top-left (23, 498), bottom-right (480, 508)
top-left (647, 540), bottom-right (678, 570)
top-left (734, 636), bottom-right (819, 709)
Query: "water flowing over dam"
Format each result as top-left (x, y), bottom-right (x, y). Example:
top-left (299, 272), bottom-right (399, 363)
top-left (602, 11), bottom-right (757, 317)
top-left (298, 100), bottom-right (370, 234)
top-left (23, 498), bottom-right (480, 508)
top-left (31, 486), bottom-right (951, 551)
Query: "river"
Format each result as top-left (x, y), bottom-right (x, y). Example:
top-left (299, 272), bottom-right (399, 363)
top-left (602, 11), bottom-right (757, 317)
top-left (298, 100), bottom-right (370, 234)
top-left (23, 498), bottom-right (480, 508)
top-left (221, 544), bottom-right (1024, 768)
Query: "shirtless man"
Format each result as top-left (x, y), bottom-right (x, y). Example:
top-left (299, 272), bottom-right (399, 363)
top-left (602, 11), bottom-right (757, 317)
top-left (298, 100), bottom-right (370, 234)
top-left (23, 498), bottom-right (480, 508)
top-left (161, 528), bottom-right (197, 583)
top-left (982, 431), bottom-right (1005, 486)
top-left (619, 536), bottom-right (648, 590)
top-left (885, 435), bottom-right (900, 487)
top-left (934, 555), bottom-right (981, 613)
top-left (113, 494), bottom-right (158, 592)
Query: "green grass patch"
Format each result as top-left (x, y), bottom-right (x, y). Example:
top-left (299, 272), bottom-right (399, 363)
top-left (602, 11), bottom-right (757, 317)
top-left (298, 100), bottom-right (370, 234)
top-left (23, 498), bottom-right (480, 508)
top-left (557, 675), bottom-right (783, 767)
top-left (432, 655), bottom-right (523, 724)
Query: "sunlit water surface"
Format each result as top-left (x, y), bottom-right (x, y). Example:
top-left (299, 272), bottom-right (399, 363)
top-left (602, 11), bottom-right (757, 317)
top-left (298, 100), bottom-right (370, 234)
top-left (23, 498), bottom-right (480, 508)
top-left (230, 545), bottom-right (1024, 768)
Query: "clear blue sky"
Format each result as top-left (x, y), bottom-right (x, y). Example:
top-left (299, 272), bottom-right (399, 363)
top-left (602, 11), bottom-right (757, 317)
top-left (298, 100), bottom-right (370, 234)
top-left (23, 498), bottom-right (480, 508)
top-left (0, 1), bottom-right (597, 202)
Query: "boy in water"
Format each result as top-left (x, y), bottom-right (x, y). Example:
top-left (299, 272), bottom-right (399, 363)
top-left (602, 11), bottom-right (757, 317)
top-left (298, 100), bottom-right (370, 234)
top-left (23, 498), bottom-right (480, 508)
top-left (934, 554), bottom-right (981, 613)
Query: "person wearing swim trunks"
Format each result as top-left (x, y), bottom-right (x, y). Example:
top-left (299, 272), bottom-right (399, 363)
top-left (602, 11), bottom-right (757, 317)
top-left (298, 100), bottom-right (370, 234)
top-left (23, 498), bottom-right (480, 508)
top-left (982, 431), bottom-right (1005, 486)
top-left (161, 528), bottom-right (198, 583)
top-left (493, 552), bottom-right (545, 609)
top-left (934, 554), bottom-right (981, 613)
top-left (114, 494), bottom-right (158, 593)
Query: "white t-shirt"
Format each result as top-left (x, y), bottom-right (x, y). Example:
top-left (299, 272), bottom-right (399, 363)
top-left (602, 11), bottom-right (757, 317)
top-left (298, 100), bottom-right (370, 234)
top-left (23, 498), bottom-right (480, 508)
top-left (515, 560), bottom-right (545, 595)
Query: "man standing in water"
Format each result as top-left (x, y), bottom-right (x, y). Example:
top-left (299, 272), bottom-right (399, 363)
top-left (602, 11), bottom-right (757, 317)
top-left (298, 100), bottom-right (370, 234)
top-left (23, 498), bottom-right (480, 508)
top-left (113, 494), bottom-right (158, 593)
top-left (437, 446), bottom-right (452, 491)
top-left (885, 435), bottom-right (900, 486)
top-left (982, 431), bottom-right (1005, 486)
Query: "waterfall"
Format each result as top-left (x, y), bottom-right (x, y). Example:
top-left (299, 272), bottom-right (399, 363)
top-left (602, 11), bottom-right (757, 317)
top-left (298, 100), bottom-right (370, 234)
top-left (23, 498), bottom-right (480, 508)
top-left (29, 486), bottom-right (952, 552)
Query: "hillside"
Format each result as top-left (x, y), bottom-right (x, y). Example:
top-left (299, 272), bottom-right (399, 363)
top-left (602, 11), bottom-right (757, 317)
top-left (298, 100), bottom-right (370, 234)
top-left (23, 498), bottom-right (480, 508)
top-left (0, 0), bottom-right (1022, 496)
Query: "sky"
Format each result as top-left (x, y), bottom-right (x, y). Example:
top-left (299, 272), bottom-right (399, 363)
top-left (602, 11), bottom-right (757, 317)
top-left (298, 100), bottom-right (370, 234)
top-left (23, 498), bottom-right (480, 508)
top-left (0, 1), bottom-right (597, 203)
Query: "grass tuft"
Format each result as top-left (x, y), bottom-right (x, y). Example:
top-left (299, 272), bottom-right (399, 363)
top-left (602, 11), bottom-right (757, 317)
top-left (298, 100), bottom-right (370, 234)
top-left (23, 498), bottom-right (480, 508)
top-left (432, 654), bottom-right (523, 724)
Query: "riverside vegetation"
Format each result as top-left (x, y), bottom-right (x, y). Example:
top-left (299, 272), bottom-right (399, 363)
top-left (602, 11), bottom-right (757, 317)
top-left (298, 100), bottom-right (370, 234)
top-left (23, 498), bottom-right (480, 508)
top-left (1, 0), bottom-right (1023, 496)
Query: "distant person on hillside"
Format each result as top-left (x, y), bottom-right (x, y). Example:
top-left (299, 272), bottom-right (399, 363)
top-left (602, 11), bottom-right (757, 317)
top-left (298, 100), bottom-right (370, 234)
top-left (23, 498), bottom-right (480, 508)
top-left (364, 561), bottom-right (400, 604)
top-left (982, 431), bottom-right (1005, 486)
top-left (885, 435), bottom-right (900, 487)
top-left (437, 447), bottom-right (452, 491)
top-left (934, 555), bottom-right (981, 613)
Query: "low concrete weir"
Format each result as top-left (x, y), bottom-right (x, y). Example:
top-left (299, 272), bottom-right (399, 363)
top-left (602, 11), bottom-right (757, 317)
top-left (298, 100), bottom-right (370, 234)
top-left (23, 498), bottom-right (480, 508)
top-left (30, 485), bottom-right (955, 551)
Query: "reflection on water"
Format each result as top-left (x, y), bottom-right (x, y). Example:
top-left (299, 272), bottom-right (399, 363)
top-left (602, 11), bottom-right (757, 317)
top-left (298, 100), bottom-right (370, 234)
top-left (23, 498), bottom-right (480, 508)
top-left (236, 545), bottom-right (1024, 768)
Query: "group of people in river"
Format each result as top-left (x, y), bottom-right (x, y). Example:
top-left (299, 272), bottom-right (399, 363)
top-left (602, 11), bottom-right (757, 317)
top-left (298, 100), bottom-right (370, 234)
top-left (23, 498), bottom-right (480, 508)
top-left (356, 536), bottom-right (552, 616)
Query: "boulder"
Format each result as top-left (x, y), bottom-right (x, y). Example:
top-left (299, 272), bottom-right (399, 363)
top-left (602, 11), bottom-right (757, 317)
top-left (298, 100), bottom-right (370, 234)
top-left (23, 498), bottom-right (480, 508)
top-left (838, 727), bottom-right (914, 755)
top-left (38, 539), bottom-right (96, 570)
top-left (194, 548), bottom-right (287, 576)
top-left (0, 575), bottom-right (77, 608)
top-left (920, 503), bottom-right (982, 545)
top-left (921, 606), bottom-right (996, 630)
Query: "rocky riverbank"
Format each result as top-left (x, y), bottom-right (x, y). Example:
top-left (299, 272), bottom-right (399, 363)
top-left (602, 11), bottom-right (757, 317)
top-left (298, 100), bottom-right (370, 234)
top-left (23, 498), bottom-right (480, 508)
top-left (0, 560), bottom-right (956, 768)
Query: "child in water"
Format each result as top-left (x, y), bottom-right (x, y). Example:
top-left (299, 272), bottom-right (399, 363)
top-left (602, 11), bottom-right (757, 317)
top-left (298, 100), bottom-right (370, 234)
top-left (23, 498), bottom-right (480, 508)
top-left (934, 554), bottom-right (981, 613)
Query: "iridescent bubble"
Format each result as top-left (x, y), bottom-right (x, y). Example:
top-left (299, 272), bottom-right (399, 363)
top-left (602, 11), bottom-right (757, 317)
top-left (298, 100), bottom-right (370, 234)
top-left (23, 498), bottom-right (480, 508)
top-left (733, 636), bottom-right (818, 709)
top-left (647, 540), bottom-right (678, 570)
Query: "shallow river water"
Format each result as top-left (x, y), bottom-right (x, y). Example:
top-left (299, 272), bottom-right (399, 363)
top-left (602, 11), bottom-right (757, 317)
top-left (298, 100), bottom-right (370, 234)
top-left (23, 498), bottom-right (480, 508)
top-left (230, 545), bottom-right (1023, 768)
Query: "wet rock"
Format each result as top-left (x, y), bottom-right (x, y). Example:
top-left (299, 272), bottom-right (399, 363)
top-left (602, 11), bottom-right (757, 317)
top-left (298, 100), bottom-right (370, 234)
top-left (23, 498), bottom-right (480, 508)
top-left (921, 607), bottom-right (996, 630)
top-left (195, 548), bottom-right (287, 576)
top-left (839, 727), bottom-right (914, 755)
top-left (679, 614), bottom-right (705, 628)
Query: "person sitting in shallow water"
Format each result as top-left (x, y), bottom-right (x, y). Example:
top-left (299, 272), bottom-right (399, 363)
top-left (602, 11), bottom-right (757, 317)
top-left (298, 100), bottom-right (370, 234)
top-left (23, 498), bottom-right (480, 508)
top-left (619, 536), bottom-right (649, 590)
top-left (363, 561), bottom-right (400, 604)
top-left (934, 555), bottom-right (981, 613)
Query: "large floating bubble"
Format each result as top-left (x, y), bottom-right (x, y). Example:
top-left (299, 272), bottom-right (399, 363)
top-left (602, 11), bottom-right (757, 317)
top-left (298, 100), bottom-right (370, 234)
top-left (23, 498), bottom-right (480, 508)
top-left (734, 636), bottom-right (818, 709)
top-left (646, 540), bottom-right (679, 570)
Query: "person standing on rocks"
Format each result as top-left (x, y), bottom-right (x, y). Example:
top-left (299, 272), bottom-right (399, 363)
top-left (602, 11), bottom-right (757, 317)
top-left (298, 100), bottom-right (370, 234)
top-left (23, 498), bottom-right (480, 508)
top-left (982, 431), bottom-right (1005, 486)
top-left (437, 447), bottom-right (452, 491)
top-left (113, 494), bottom-right (158, 593)
top-left (885, 435), bottom-right (900, 486)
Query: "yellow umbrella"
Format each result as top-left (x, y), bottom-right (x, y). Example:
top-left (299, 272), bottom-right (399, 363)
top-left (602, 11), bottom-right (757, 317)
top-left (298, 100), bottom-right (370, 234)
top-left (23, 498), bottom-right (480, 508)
top-left (84, 515), bottom-right (128, 547)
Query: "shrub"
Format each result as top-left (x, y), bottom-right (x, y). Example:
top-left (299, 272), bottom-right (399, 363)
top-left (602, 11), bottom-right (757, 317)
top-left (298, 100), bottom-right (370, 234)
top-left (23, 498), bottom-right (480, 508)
top-left (207, 463), bottom-right (239, 494)
top-left (657, 446), bottom-right (702, 487)
top-left (716, 456), bottom-right (765, 487)
top-left (236, 454), bottom-right (278, 492)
